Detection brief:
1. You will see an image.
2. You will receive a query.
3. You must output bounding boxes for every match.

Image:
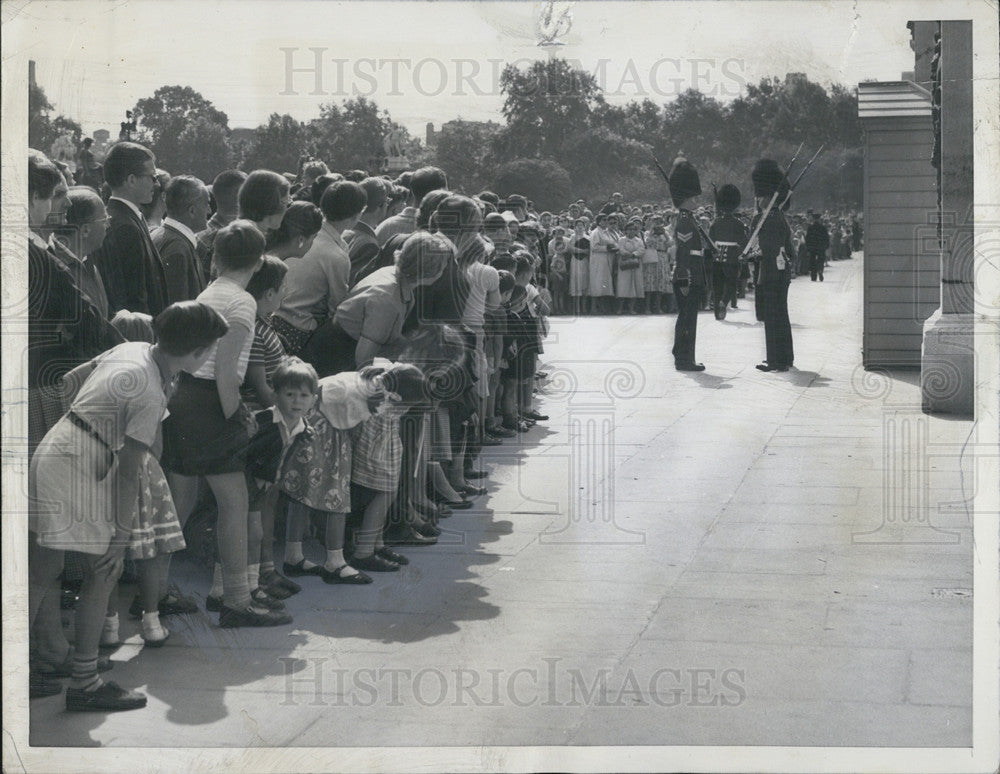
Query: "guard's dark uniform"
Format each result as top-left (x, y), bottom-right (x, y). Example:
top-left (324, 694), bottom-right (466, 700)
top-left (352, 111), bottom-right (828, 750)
top-left (709, 190), bottom-right (748, 319)
top-left (752, 207), bottom-right (796, 369)
top-left (667, 155), bottom-right (705, 371)
top-left (672, 207), bottom-right (705, 367)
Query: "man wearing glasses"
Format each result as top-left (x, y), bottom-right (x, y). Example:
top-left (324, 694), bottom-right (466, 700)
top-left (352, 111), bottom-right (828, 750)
top-left (91, 141), bottom-right (169, 317)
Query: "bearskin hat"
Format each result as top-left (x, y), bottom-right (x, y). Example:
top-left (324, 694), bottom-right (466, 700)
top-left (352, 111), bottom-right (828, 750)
top-left (715, 183), bottom-right (741, 213)
top-left (668, 155), bottom-right (701, 206)
top-left (751, 159), bottom-right (790, 200)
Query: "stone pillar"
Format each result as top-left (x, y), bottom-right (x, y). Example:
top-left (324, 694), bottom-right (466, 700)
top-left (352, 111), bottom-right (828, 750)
top-left (921, 21), bottom-right (975, 416)
top-left (908, 21), bottom-right (937, 91)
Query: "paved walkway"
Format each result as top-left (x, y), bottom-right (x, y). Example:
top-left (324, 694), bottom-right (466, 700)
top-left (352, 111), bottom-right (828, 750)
top-left (29, 254), bottom-right (974, 750)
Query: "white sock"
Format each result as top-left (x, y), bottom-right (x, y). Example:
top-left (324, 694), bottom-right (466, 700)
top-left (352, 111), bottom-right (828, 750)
top-left (209, 563), bottom-right (224, 598)
top-left (101, 613), bottom-right (120, 645)
top-left (285, 541), bottom-right (304, 564)
top-left (325, 548), bottom-right (357, 575)
top-left (248, 562), bottom-right (260, 591)
top-left (142, 611), bottom-right (165, 635)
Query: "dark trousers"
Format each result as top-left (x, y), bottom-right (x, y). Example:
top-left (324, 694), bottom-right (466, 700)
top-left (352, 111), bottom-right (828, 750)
top-left (808, 249), bottom-right (825, 280)
top-left (672, 282), bottom-right (700, 365)
top-left (712, 263), bottom-right (740, 311)
top-left (757, 277), bottom-right (794, 367)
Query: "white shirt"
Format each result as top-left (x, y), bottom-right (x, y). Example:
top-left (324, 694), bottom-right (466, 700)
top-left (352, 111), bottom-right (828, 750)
top-left (109, 195), bottom-right (145, 223)
top-left (191, 277), bottom-right (257, 381)
top-left (162, 217), bottom-right (198, 247)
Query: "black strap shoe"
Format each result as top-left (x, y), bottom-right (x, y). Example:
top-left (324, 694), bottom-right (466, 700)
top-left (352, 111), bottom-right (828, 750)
top-left (375, 546), bottom-right (409, 565)
top-left (351, 553), bottom-right (401, 572)
top-left (66, 681), bottom-right (146, 712)
top-left (219, 604), bottom-right (293, 628)
top-left (383, 526), bottom-right (438, 546)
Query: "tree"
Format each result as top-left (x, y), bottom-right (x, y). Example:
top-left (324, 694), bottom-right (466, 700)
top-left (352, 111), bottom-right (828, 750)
top-left (494, 158), bottom-right (571, 212)
top-left (133, 85), bottom-right (229, 171)
top-left (561, 126), bottom-right (652, 202)
top-left (175, 116), bottom-right (233, 181)
top-left (28, 82), bottom-right (82, 158)
top-left (311, 97), bottom-right (391, 171)
top-left (434, 120), bottom-right (502, 194)
top-left (28, 82), bottom-right (55, 149)
top-left (661, 89), bottom-right (729, 159)
top-left (242, 113), bottom-right (311, 173)
top-left (494, 58), bottom-right (604, 161)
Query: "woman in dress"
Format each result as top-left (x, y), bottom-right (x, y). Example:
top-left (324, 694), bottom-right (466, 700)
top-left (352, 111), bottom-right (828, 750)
top-left (588, 213), bottom-right (616, 314)
top-left (568, 217), bottom-right (590, 315)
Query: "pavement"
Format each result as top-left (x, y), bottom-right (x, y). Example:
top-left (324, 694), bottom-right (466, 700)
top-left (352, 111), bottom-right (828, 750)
top-left (28, 253), bottom-right (975, 751)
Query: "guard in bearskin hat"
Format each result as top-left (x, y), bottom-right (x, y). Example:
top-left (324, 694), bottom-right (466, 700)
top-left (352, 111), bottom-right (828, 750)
top-left (708, 184), bottom-right (748, 320)
top-left (750, 159), bottom-right (796, 371)
top-left (667, 155), bottom-right (706, 371)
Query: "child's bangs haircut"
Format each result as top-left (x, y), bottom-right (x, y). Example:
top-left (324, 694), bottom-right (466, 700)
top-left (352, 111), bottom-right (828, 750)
top-left (154, 301), bottom-right (229, 356)
top-left (272, 356), bottom-right (319, 395)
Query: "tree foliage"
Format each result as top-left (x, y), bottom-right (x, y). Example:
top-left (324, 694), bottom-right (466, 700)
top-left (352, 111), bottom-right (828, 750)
top-left (494, 158), bottom-right (571, 212)
top-left (243, 113), bottom-right (311, 173)
top-left (133, 85), bottom-right (229, 171)
top-left (29, 82), bottom-right (83, 159)
top-left (494, 58), bottom-right (604, 161)
top-left (434, 120), bottom-right (502, 194)
top-left (174, 116), bottom-right (233, 182)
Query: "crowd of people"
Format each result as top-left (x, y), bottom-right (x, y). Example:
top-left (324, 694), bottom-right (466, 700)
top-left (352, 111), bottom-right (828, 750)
top-left (25, 137), bottom-right (860, 714)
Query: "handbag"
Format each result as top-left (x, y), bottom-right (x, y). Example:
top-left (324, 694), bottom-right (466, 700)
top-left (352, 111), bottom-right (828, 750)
top-left (642, 246), bottom-right (660, 265)
top-left (618, 254), bottom-right (641, 271)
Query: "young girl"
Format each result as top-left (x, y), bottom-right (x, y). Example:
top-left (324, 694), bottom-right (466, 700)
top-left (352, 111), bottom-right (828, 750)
top-left (162, 221), bottom-right (291, 628)
top-left (349, 363), bottom-right (430, 572)
top-left (280, 367), bottom-right (381, 585)
top-left (30, 301), bottom-right (228, 711)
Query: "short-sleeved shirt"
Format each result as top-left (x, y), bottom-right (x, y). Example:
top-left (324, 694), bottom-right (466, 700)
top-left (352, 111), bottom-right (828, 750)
top-left (241, 316), bottom-right (287, 409)
top-left (191, 277), bottom-right (257, 381)
top-left (334, 266), bottom-right (414, 349)
top-left (462, 261), bottom-right (501, 331)
top-left (72, 341), bottom-right (169, 450)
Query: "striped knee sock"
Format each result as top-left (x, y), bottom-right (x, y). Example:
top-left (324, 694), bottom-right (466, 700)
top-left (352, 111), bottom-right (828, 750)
top-left (69, 656), bottom-right (102, 692)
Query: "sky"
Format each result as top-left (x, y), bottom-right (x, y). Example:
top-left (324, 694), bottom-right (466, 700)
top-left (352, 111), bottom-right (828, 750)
top-left (8, 0), bottom-right (931, 140)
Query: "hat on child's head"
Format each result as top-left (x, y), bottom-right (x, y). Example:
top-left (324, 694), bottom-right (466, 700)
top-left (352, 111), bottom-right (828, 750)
top-left (667, 154), bottom-right (701, 206)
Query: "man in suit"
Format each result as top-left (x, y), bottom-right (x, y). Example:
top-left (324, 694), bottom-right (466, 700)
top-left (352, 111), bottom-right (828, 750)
top-left (152, 176), bottom-right (211, 303)
top-left (342, 176), bottom-right (388, 286)
top-left (668, 155), bottom-right (707, 372)
top-left (92, 141), bottom-right (169, 316)
top-left (805, 211), bottom-right (830, 281)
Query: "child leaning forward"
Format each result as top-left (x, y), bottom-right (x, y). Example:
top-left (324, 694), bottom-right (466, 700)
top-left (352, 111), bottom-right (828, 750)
top-left (29, 302), bottom-right (228, 712)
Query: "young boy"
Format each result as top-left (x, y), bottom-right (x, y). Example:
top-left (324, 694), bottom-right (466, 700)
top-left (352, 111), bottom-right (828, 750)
top-left (236, 357), bottom-right (318, 606)
top-left (484, 270), bottom-right (516, 440)
top-left (499, 285), bottom-right (534, 432)
top-left (242, 256), bottom-right (290, 411)
top-left (513, 254), bottom-right (549, 423)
